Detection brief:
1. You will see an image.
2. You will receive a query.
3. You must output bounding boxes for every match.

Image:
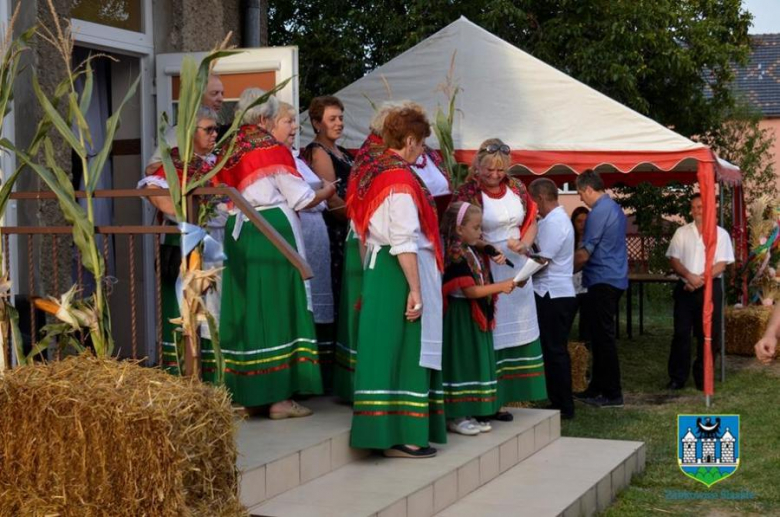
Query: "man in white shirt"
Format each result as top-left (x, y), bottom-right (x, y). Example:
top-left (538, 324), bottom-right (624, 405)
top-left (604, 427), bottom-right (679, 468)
top-left (666, 193), bottom-right (735, 391)
top-left (529, 178), bottom-right (577, 419)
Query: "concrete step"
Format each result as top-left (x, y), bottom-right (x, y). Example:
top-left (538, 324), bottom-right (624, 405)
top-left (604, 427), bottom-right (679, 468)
top-left (249, 407), bottom-right (559, 517)
top-left (238, 397), bottom-right (370, 509)
top-left (435, 437), bottom-right (646, 517)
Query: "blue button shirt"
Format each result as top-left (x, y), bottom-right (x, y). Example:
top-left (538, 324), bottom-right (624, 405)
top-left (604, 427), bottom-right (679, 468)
top-left (581, 194), bottom-right (628, 290)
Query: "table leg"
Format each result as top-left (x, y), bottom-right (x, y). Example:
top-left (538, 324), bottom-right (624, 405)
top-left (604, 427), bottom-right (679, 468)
top-left (639, 282), bottom-right (645, 335)
top-left (626, 281), bottom-right (633, 339)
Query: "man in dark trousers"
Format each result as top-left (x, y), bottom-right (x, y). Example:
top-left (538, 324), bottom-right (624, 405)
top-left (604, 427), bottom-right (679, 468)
top-left (530, 178), bottom-right (577, 419)
top-left (573, 170), bottom-right (628, 408)
top-left (666, 193), bottom-right (734, 390)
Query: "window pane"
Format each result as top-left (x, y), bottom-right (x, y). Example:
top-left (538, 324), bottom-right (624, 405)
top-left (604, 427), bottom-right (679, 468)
top-left (71, 0), bottom-right (143, 33)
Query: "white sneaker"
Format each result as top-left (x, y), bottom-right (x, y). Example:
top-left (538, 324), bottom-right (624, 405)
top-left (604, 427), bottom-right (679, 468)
top-left (447, 418), bottom-right (480, 436)
top-left (469, 418), bottom-right (492, 433)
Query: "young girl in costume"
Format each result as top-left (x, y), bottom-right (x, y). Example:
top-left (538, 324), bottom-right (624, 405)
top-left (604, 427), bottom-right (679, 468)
top-left (441, 201), bottom-right (516, 435)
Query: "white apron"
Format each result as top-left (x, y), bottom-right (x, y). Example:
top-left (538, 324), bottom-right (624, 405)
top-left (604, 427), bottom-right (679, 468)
top-left (481, 190), bottom-right (540, 350)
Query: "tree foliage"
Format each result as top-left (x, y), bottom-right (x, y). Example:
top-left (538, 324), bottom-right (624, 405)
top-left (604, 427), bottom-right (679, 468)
top-left (269, 0), bottom-right (752, 138)
top-left (698, 100), bottom-right (777, 206)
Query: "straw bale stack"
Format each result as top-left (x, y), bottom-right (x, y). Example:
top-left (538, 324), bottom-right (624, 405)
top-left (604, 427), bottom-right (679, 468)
top-left (0, 354), bottom-right (245, 516)
top-left (725, 306), bottom-right (775, 357)
top-left (568, 341), bottom-right (590, 393)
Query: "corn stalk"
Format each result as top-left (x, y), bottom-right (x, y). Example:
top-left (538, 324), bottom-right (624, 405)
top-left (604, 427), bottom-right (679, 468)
top-left (157, 45), bottom-right (290, 380)
top-left (0, 6), bottom-right (35, 371)
top-left (2, 5), bottom-right (139, 358)
top-left (432, 51), bottom-right (469, 187)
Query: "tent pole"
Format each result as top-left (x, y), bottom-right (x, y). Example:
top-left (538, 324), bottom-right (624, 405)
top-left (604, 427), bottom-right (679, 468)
top-left (706, 395), bottom-right (711, 408)
top-left (719, 183), bottom-right (726, 383)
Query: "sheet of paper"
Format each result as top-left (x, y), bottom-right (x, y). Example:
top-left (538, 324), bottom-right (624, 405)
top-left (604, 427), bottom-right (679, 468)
top-left (513, 258), bottom-right (547, 284)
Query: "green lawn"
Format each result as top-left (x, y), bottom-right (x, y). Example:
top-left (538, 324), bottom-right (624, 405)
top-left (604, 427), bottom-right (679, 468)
top-left (561, 285), bottom-right (780, 516)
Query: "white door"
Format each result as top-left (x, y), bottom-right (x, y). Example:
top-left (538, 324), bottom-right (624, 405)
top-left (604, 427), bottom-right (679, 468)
top-left (154, 47), bottom-right (299, 147)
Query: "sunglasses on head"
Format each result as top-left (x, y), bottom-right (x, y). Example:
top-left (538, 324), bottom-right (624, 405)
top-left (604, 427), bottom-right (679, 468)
top-left (480, 143), bottom-right (511, 155)
top-left (198, 125), bottom-right (219, 134)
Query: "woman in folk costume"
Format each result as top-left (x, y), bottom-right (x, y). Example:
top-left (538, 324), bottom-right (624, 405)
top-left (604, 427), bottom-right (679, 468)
top-left (347, 105), bottom-right (446, 458)
top-left (441, 201), bottom-right (516, 435)
top-left (219, 88), bottom-right (336, 418)
top-left (453, 139), bottom-right (547, 421)
top-left (138, 106), bottom-right (222, 381)
top-left (272, 101), bottom-right (337, 389)
top-left (333, 102), bottom-right (407, 401)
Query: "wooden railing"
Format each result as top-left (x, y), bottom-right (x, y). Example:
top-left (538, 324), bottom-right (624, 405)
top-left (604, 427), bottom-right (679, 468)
top-left (1, 187), bottom-right (311, 371)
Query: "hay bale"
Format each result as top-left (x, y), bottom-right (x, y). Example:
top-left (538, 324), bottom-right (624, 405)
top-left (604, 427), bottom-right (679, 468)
top-left (725, 306), bottom-right (774, 357)
top-left (569, 341), bottom-right (590, 393)
top-left (0, 354), bottom-right (245, 517)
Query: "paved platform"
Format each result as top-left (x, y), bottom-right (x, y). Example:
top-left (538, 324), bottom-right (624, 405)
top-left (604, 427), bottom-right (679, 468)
top-left (238, 399), bottom-right (645, 517)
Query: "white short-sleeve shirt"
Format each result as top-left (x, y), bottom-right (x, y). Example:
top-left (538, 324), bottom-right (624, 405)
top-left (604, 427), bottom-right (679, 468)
top-left (534, 206), bottom-right (575, 298)
top-left (665, 222), bottom-right (735, 277)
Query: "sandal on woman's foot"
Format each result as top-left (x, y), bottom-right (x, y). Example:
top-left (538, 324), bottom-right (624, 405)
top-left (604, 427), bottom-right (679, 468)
top-left (383, 445), bottom-right (437, 459)
top-left (490, 410), bottom-right (514, 422)
top-left (269, 400), bottom-right (313, 420)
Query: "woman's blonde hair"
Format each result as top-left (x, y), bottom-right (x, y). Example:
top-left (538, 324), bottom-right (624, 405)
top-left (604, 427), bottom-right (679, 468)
top-left (275, 101), bottom-right (296, 122)
top-left (369, 100), bottom-right (424, 134)
top-left (470, 137), bottom-right (511, 175)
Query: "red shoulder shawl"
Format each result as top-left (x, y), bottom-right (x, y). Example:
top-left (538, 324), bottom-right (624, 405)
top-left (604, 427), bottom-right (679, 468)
top-left (219, 125), bottom-right (300, 192)
top-left (346, 147), bottom-right (443, 270)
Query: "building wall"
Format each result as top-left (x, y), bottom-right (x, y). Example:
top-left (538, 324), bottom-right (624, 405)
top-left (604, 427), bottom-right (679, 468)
top-left (154, 0), bottom-right (243, 53)
top-left (759, 117), bottom-right (780, 193)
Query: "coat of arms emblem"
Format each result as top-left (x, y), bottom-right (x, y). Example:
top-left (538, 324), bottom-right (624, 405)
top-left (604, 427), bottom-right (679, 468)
top-left (678, 414), bottom-right (740, 487)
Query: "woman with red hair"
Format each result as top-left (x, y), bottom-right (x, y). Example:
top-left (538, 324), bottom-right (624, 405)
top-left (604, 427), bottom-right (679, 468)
top-left (347, 106), bottom-right (446, 458)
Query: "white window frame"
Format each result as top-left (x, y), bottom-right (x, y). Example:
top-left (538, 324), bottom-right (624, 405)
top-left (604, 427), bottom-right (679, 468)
top-left (155, 47), bottom-right (300, 145)
top-left (70, 0), bottom-right (153, 55)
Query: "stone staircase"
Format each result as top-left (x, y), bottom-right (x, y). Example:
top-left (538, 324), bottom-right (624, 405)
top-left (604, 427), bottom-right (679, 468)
top-left (239, 397), bottom-right (645, 517)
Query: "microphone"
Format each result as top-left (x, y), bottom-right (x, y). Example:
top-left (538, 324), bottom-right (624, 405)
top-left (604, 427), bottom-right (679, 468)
top-left (484, 244), bottom-right (515, 268)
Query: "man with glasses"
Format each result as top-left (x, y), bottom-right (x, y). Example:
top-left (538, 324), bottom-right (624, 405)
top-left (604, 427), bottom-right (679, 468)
top-left (573, 170), bottom-right (627, 408)
top-left (145, 74), bottom-right (225, 176)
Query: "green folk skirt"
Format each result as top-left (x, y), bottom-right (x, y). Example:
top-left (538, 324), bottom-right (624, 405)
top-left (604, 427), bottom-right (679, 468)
top-left (496, 338), bottom-right (548, 406)
top-left (442, 298), bottom-right (499, 419)
top-left (159, 237), bottom-right (216, 384)
top-left (350, 247), bottom-right (446, 450)
top-left (333, 233), bottom-right (363, 401)
top-left (219, 208), bottom-right (322, 407)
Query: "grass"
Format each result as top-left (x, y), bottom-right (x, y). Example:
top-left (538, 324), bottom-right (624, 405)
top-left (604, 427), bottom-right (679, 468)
top-left (559, 284), bottom-right (780, 516)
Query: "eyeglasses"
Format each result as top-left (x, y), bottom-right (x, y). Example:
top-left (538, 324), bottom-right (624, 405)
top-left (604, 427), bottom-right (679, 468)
top-left (197, 125), bottom-right (219, 134)
top-left (480, 143), bottom-right (510, 155)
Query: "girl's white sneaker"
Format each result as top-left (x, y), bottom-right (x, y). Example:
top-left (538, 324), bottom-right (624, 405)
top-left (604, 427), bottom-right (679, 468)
top-left (469, 418), bottom-right (492, 433)
top-left (447, 417), bottom-right (481, 436)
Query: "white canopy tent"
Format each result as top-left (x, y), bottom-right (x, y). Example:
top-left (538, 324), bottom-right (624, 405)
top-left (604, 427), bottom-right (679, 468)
top-left (300, 16), bottom-right (741, 186)
top-left (299, 16), bottom-right (743, 399)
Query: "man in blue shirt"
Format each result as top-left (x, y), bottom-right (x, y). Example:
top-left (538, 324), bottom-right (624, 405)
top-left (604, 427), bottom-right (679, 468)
top-left (573, 170), bottom-right (628, 408)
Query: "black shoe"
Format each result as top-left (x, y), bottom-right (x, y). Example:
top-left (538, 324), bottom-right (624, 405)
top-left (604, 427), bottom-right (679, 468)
top-left (573, 390), bottom-right (599, 401)
top-left (489, 411), bottom-right (514, 422)
top-left (582, 395), bottom-right (624, 408)
top-left (666, 381), bottom-right (684, 391)
top-left (384, 445), bottom-right (437, 458)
